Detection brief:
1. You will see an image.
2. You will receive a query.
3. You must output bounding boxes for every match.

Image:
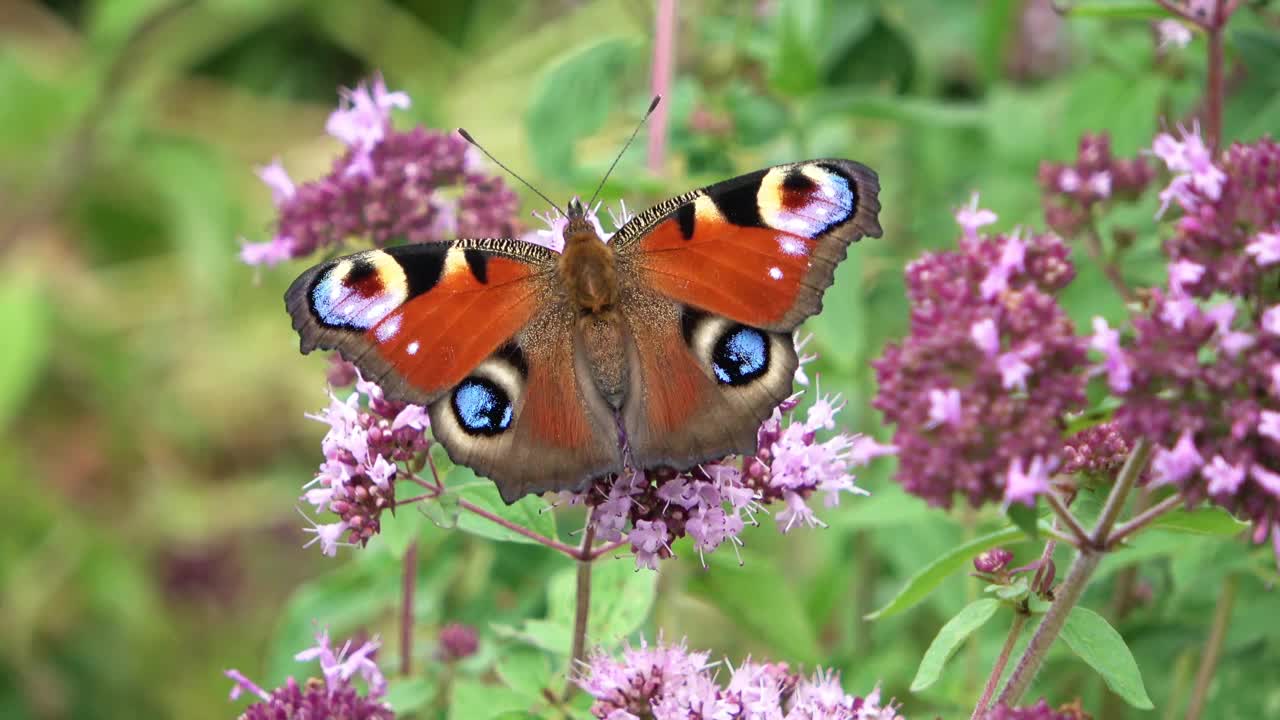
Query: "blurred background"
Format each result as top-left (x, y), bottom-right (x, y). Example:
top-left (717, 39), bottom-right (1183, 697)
top-left (2, 1), bottom-right (1280, 718)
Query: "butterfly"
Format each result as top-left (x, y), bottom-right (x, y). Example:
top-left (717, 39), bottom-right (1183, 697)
top-left (286, 157), bottom-right (882, 503)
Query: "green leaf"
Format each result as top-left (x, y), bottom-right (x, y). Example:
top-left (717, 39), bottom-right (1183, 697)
top-left (453, 471), bottom-right (558, 545)
top-left (867, 526), bottom-right (1032, 620)
top-left (688, 553), bottom-right (822, 664)
top-left (547, 557), bottom-right (657, 649)
top-left (1061, 607), bottom-right (1154, 709)
top-left (769, 0), bottom-right (822, 95)
top-left (1006, 502), bottom-right (1041, 541)
top-left (497, 648), bottom-right (555, 701)
top-left (450, 679), bottom-right (537, 720)
top-left (1150, 506), bottom-right (1248, 536)
top-left (910, 598), bottom-right (1002, 691)
top-left (384, 676), bottom-right (437, 714)
top-left (1063, 2), bottom-right (1178, 19)
top-left (524, 37), bottom-right (635, 179)
top-left (0, 274), bottom-right (49, 429)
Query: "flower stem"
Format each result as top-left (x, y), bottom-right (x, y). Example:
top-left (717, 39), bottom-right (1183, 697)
top-left (996, 548), bottom-right (1102, 706)
top-left (1206, 12), bottom-right (1225, 153)
top-left (1106, 492), bottom-right (1185, 549)
top-left (1185, 574), bottom-right (1238, 720)
top-left (647, 0), bottom-right (676, 173)
top-left (970, 611), bottom-right (1029, 720)
top-left (1093, 439), bottom-right (1152, 543)
top-left (400, 540), bottom-right (418, 675)
top-left (454, 497), bottom-right (584, 560)
top-left (996, 439), bottom-right (1151, 705)
top-left (564, 511), bottom-right (598, 700)
top-left (1045, 492), bottom-right (1092, 549)
top-left (1081, 217), bottom-right (1132, 301)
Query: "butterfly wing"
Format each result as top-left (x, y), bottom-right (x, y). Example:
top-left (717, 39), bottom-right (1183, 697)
top-left (612, 159), bottom-right (882, 331)
top-left (285, 239), bottom-right (622, 501)
top-left (612, 159), bottom-right (881, 467)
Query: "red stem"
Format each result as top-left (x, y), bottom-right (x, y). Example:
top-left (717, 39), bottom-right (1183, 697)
top-left (647, 0), bottom-right (676, 173)
top-left (400, 540), bottom-right (418, 675)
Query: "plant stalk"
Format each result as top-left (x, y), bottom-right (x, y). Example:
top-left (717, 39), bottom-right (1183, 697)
top-left (996, 440), bottom-right (1151, 705)
top-left (970, 612), bottom-right (1029, 720)
top-left (1185, 574), bottom-right (1238, 720)
top-left (564, 511), bottom-right (598, 700)
top-left (400, 540), bottom-right (418, 675)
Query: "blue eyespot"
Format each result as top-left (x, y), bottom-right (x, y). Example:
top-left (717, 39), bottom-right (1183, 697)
top-left (711, 326), bottom-right (769, 386)
top-left (451, 378), bottom-right (513, 436)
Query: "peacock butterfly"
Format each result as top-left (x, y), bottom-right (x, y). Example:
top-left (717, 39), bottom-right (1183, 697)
top-left (286, 126), bottom-right (882, 503)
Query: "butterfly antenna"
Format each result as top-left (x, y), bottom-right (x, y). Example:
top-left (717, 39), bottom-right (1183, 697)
top-left (586, 95), bottom-right (662, 210)
top-left (456, 128), bottom-right (565, 217)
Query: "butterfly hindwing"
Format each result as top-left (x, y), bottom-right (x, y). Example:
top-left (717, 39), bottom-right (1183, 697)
top-left (619, 294), bottom-right (798, 472)
top-left (425, 316), bottom-right (623, 503)
top-left (613, 159), bottom-right (882, 331)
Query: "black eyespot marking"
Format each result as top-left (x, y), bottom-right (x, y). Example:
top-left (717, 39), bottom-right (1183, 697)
top-left (680, 306), bottom-right (707, 347)
top-left (710, 169), bottom-right (768, 228)
top-left (464, 249), bottom-right (489, 283)
top-left (782, 170), bottom-right (817, 192)
top-left (494, 342), bottom-right (529, 378)
top-left (397, 245), bottom-right (448, 298)
top-left (711, 326), bottom-right (770, 386)
top-left (451, 377), bottom-right (513, 436)
top-left (675, 202), bottom-right (696, 240)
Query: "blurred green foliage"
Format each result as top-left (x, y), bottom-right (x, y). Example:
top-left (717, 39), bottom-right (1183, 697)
top-left (2, 1), bottom-right (1280, 718)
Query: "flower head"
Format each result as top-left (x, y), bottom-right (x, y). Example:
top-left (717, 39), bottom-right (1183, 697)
top-left (1039, 132), bottom-right (1154, 236)
top-left (982, 698), bottom-right (1090, 719)
top-left (300, 376), bottom-right (432, 554)
top-left (873, 228), bottom-right (1086, 508)
top-left (242, 76), bottom-right (519, 266)
top-left (226, 630), bottom-right (392, 719)
top-left (578, 638), bottom-right (902, 719)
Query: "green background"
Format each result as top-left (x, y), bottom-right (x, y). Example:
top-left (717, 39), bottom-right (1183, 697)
top-left (2, 1), bottom-right (1279, 718)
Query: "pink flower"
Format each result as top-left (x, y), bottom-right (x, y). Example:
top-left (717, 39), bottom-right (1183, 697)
top-left (971, 318), bottom-right (1000, 357)
top-left (1261, 410), bottom-right (1280, 442)
top-left (955, 191), bottom-right (998, 243)
top-left (239, 236), bottom-right (298, 267)
top-left (1090, 316), bottom-right (1132, 393)
top-left (256, 159), bottom-right (296, 204)
top-left (1149, 430), bottom-right (1204, 487)
top-left (1004, 455), bottom-right (1052, 506)
top-left (1251, 465), bottom-right (1280, 498)
top-left (926, 388), bottom-right (963, 428)
top-left (1246, 231), bottom-right (1280, 266)
top-left (1204, 456), bottom-right (1246, 495)
top-left (326, 74), bottom-right (410, 154)
top-left (1156, 19), bottom-right (1193, 49)
top-left (1263, 306), bottom-right (1280, 336)
top-left (1151, 124), bottom-right (1226, 216)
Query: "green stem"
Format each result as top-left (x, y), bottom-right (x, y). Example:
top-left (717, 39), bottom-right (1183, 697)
top-left (970, 612), bottom-right (1029, 719)
top-left (1185, 575), bottom-right (1238, 720)
top-left (996, 440), bottom-right (1151, 705)
top-left (564, 511), bottom-right (598, 701)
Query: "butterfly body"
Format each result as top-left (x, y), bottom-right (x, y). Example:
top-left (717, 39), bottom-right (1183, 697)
top-left (287, 159), bottom-right (882, 502)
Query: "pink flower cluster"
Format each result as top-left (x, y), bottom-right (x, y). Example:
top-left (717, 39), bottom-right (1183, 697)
top-left (578, 638), bottom-right (903, 720)
top-left (240, 75), bottom-right (519, 266)
top-left (1087, 132), bottom-right (1280, 555)
top-left (301, 377), bottom-right (430, 555)
top-left (873, 198), bottom-right (1087, 508)
top-left (225, 630), bottom-right (391, 719)
top-left (579, 389), bottom-right (895, 569)
top-left (1038, 132), bottom-right (1154, 237)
